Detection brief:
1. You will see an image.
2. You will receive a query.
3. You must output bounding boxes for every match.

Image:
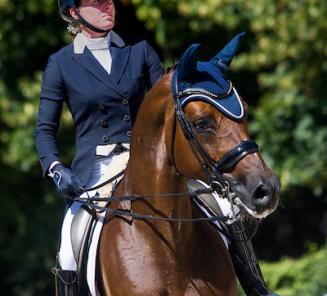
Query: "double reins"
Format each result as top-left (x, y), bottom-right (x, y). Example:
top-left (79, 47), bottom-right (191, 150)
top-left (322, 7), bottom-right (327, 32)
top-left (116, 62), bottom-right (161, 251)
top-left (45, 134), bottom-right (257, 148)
top-left (75, 185), bottom-right (232, 223)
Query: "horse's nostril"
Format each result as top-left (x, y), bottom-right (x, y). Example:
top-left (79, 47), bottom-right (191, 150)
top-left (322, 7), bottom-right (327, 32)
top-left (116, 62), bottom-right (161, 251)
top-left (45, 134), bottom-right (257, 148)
top-left (253, 184), bottom-right (270, 206)
top-left (254, 185), bottom-right (268, 199)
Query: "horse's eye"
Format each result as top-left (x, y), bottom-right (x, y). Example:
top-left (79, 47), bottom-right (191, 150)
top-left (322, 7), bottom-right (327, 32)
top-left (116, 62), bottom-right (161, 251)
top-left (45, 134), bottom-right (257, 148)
top-left (193, 118), bottom-right (211, 131)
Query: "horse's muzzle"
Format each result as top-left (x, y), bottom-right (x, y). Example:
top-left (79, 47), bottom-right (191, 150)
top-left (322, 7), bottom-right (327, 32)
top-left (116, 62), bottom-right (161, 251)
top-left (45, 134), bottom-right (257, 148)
top-left (226, 173), bottom-right (280, 219)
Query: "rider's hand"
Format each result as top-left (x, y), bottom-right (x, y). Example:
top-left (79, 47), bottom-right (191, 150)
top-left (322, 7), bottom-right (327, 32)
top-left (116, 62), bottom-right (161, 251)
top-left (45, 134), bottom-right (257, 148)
top-left (48, 163), bottom-right (84, 199)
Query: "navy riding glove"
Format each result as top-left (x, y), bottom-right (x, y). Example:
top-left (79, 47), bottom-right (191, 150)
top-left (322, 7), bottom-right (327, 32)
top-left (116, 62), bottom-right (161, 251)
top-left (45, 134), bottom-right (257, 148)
top-left (49, 163), bottom-right (84, 199)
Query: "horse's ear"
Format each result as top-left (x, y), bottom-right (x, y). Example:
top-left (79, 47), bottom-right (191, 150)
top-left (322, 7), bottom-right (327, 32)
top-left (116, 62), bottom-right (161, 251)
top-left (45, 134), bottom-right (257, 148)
top-left (177, 44), bottom-right (201, 81)
top-left (210, 32), bottom-right (246, 72)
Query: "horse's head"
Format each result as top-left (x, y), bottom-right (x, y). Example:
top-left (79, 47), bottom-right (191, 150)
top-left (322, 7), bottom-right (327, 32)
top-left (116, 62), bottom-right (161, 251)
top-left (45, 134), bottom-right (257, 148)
top-left (171, 33), bottom-right (280, 219)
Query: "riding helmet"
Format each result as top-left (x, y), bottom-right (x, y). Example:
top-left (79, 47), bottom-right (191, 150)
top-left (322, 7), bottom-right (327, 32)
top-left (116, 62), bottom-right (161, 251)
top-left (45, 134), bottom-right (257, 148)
top-left (58, 0), bottom-right (81, 23)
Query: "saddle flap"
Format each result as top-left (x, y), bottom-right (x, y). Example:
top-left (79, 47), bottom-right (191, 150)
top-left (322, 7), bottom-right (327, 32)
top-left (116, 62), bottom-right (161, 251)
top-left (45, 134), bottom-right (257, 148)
top-left (187, 179), bottom-right (223, 216)
top-left (187, 179), bottom-right (240, 223)
top-left (70, 205), bottom-right (94, 264)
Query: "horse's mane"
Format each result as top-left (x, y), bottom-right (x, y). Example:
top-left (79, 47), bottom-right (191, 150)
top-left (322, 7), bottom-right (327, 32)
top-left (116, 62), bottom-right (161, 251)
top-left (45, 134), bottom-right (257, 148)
top-left (165, 63), bottom-right (178, 74)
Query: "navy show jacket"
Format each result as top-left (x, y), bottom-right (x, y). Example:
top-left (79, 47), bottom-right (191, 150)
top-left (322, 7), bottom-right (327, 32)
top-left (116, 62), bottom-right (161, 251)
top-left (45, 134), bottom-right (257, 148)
top-left (35, 31), bottom-right (164, 185)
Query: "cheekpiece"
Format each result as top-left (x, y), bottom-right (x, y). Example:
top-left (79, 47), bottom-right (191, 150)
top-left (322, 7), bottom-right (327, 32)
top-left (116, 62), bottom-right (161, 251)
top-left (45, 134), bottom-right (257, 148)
top-left (171, 32), bottom-right (246, 121)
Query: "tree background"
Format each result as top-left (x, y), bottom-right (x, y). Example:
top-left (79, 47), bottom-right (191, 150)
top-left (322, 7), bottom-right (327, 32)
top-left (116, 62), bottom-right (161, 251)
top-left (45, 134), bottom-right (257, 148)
top-left (0, 0), bottom-right (326, 295)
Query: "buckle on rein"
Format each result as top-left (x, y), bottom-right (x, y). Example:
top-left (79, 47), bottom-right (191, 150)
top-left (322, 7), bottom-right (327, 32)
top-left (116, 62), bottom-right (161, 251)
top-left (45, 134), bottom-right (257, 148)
top-left (211, 179), bottom-right (239, 218)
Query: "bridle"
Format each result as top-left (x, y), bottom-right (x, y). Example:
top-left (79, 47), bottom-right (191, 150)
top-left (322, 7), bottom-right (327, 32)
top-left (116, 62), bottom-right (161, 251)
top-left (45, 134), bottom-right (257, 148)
top-left (170, 71), bottom-right (259, 192)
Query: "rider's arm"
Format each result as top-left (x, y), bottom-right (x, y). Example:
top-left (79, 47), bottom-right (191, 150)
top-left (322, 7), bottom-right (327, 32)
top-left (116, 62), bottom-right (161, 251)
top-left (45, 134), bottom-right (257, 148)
top-left (144, 41), bottom-right (164, 88)
top-left (35, 54), bottom-right (64, 177)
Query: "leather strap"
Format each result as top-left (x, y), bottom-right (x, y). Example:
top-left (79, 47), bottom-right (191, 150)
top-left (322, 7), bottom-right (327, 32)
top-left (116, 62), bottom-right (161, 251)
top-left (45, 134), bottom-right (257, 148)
top-left (215, 140), bottom-right (259, 173)
top-left (74, 9), bottom-right (111, 34)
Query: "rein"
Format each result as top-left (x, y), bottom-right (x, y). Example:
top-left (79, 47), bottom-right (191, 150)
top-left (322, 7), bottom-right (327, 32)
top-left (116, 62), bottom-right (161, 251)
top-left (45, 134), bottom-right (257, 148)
top-left (81, 170), bottom-right (125, 192)
top-left (75, 187), bottom-right (233, 223)
top-left (76, 183), bottom-right (257, 241)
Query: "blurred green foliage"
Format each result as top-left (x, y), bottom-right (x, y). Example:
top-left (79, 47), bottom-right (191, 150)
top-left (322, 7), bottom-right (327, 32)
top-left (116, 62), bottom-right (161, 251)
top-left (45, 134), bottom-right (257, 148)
top-left (262, 243), bottom-right (327, 296)
top-left (0, 0), bottom-right (326, 295)
top-left (238, 243), bottom-right (327, 296)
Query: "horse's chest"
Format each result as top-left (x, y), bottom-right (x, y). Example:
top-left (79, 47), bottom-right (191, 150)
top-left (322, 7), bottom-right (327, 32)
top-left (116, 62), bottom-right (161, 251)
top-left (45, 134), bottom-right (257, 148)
top-left (114, 239), bottom-right (236, 296)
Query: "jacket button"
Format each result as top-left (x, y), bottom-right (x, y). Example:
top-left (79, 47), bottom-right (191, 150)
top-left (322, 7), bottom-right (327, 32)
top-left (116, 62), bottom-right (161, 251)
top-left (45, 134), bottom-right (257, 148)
top-left (122, 98), bottom-right (129, 105)
top-left (98, 104), bottom-right (105, 111)
top-left (102, 135), bottom-right (109, 142)
top-left (127, 131), bottom-right (132, 137)
top-left (123, 114), bottom-right (130, 121)
top-left (101, 119), bottom-right (108, 128)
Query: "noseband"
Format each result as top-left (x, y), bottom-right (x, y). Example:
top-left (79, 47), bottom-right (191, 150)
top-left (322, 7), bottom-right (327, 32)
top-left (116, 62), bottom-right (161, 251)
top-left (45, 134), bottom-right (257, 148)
top-left (170, 75), bottom-right (259, 188)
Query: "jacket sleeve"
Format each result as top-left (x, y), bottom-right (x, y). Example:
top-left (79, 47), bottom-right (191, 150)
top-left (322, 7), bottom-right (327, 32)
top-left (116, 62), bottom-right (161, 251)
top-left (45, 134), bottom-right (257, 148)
top-left (34, 54), bottom-right (65, 177)
top-left (144, 41), bottom-right (164, 88)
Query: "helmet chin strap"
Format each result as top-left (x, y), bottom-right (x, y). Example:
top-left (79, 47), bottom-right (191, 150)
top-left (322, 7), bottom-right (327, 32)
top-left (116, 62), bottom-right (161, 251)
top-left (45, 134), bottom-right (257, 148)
top-left (73, 8), bottom-right (111, 34)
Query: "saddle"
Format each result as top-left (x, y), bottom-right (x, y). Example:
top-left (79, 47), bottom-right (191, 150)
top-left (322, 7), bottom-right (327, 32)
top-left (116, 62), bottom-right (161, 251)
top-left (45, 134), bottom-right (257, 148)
top-left (70, 191), bottom-right (127, 295)
top-left (70, 148), bottom-right (130, 296)
top-left (71, 205), bottom-right (97, 294)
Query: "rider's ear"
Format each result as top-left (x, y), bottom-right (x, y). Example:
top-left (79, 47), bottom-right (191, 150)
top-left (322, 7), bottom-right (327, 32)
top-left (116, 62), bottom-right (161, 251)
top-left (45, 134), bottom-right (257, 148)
top-left (69, 7), bottom-right (79, 20)
top-left (210, 32), bottom-right (246, 73)
top-left (177, 44), bottom-right (201, 82)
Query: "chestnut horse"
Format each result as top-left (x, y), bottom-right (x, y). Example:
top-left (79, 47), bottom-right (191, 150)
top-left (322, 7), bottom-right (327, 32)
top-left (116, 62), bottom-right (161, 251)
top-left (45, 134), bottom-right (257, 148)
top-left (98, 34), bottom-right (280, 296)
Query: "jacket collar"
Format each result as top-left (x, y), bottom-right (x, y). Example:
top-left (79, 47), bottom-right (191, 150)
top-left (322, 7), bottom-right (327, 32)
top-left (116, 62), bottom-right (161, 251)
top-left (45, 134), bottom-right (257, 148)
top-left (73, 30), bottom-right (125, 54)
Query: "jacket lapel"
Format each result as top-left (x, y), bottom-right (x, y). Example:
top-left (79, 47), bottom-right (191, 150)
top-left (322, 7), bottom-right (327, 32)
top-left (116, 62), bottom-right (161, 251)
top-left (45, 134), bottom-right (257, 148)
top-left (71, 45), bottom-right (128, 97)
top-left (109, 44), bottom-right (131, 83)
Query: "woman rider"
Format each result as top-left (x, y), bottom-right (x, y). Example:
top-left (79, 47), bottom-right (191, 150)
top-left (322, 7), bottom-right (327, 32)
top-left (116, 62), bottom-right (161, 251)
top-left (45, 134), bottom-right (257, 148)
top-left (34, 0), bottom-right (164, 294)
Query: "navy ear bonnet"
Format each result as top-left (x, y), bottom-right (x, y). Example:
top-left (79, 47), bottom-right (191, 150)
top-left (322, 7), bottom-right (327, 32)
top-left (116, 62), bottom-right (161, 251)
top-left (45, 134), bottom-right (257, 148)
top-left (172, 32), bottom-right (246, 120)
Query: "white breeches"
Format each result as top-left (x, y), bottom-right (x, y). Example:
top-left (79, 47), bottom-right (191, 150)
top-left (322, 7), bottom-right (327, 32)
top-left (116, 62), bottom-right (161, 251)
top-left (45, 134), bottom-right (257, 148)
top-left (58, 146), bottom-right (129, 270)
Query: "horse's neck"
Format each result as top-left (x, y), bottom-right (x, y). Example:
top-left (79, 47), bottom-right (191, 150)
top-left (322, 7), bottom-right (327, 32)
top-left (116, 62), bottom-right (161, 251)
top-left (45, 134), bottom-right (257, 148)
top-left (123, 154), bottom-right (193, 249)
top-left (117, 74), bottom-right (193, 246)
top-left (121, 123), bottom-right (193, 247)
